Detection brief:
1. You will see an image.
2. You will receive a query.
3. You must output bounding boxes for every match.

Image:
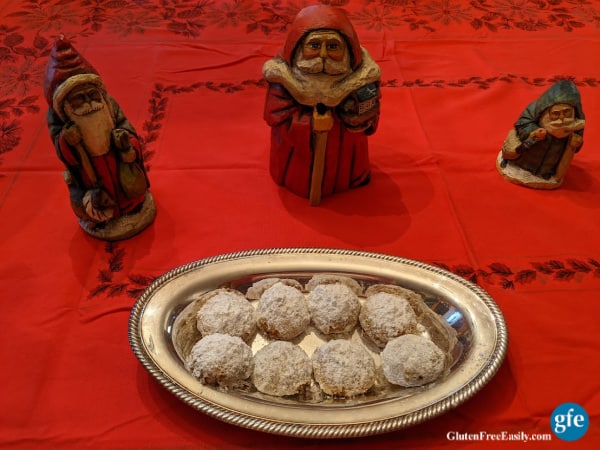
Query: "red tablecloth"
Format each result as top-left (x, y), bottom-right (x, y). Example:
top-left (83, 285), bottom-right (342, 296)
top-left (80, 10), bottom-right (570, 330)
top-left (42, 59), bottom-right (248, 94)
top-left (1, 0), bottom-right (599, 448)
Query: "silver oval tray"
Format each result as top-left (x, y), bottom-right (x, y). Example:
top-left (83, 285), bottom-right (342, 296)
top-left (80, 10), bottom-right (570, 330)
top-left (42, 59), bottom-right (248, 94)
top-left (128, 248), bottom-right (508, 438)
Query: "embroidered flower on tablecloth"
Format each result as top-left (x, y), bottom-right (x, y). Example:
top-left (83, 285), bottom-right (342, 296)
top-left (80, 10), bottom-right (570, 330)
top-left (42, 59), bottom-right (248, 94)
top-left (244, 1), bottom-right (301, 34)
top-left (106, 11), bottom-right (162, 36)
top-left (0, 59), bottom-right (45, 98)
top-left (0, 120), bottom-right (21, 155)
top-left (0, 47), bottom-right (17, 64)
top-left (11, 4), bottom-right (80, 33)
top-left (418, 0), bottom-right (473, 26)
top-left (205, 0), bottom-right (260, 28)
top-left (573, 5), bottom-right (600, 28)
top-left (350, 6), bottom-right (404, 32)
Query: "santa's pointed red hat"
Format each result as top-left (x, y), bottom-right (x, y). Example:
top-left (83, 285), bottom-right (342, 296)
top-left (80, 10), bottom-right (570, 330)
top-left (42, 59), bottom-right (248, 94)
top-left (44, 35), bottom-right (105, 119)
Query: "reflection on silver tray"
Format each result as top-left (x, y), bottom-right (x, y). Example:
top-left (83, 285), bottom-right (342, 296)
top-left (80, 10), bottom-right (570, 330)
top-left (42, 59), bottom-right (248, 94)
top-left (128, 248), bottom-right (508, 439)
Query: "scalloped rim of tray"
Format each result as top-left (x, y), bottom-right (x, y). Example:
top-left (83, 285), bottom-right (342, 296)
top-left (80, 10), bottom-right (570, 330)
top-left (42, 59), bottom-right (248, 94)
top-left (128, 248), bottom-right (508, 439)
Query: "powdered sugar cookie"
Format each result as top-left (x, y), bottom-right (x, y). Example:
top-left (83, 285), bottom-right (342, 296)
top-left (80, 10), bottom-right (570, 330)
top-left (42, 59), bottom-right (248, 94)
top-left (256, 282), bottom-right (310, 340)
top-left (185, 333), bottom-right (253, 387)
top-left (359, 291), bottom-right (418, 348)
top-left (308, 283), bottom-right (360, 334)
top-left (311, 339), bottom-right (375, 397)
top-left (196, 289), bottom-right (256, 342)
top-left (381, 334), bottom-right (446, 387)
top-left (252, 341), bottom-right (312, 396)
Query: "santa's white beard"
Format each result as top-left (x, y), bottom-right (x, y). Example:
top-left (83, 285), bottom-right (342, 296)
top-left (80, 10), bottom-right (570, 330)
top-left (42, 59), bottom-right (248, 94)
top-left (65, 100), bottom-right (115, 156)
top-left (263, 47), bottom-right (381, 107)
top-left (291, 65), bottom-right (351, 105)
top-left (541, 116), bottom-right (585, 139)
top-left (288, 50), bottom-right (354, 104)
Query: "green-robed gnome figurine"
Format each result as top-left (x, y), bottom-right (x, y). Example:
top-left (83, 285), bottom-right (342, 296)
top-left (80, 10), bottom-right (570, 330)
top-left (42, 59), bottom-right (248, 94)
top-left (497, 80), bottom-right (585, 189)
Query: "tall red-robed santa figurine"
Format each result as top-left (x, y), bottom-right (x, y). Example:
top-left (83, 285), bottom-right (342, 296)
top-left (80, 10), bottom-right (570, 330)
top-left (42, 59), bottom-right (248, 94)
top-left (44, 36), bottom-right (155, 240)
top-left (263, 5), bottom-right (381, 205)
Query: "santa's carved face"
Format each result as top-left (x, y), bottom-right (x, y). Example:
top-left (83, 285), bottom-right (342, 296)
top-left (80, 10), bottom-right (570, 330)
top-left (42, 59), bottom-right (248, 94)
top-left (63, 82), bottom-right (115, 156)
top-left (64, 84), bottom-right (105, 117)
top-left (540, 103), bottom-right (580, 139)
top-left (295, 30), bottom-right (351, 75)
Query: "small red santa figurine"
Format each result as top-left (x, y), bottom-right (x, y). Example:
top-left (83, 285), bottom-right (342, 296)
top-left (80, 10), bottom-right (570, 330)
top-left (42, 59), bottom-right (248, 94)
top-left (44, 35), bottom-right (155, 240)
top-left (263, 5), bottom-right (381, 205)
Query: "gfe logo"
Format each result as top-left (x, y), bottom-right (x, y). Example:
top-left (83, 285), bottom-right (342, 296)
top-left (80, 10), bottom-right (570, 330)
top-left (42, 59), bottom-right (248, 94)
top-left (551, 402), bottom-right (589, 441)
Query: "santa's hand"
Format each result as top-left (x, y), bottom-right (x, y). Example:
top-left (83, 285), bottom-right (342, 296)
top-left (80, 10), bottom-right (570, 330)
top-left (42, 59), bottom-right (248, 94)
top-left (112, 129), bottom-right (137, 162)
top-left (62, 123), bottom-right (82, 146)
top-left (338, 106), bottom-right (379, 133)
top-left (529, 128), bottom-right (547, 141)
top-left (83, 190), bottom-right (115, 222)
top-left (312, 106), bottom-right (333, 132)
top-left (112, 129), bottom-right (131, 150)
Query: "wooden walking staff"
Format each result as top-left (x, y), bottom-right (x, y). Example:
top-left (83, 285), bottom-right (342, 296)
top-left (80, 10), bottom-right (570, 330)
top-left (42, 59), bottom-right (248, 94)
top-left (554, 132), bottom-right (583, 182)
top-left (310, 104), bottom-right (333, 206)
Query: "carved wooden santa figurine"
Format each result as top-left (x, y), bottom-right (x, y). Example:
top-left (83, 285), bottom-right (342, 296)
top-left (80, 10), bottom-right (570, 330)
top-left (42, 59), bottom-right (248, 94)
top-left (263, 5), bottom-right (381, 205)
top-left (497, 80), bottom-right (585, 189)
top-left (44, 36), bottom-right (155, 240)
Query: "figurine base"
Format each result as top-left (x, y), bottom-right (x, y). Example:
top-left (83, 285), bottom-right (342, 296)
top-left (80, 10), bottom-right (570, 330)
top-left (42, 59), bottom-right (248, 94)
top-left (79, 191), bottom-right (156, 241)
top-left (495, 151), bottom-right (563, 190)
